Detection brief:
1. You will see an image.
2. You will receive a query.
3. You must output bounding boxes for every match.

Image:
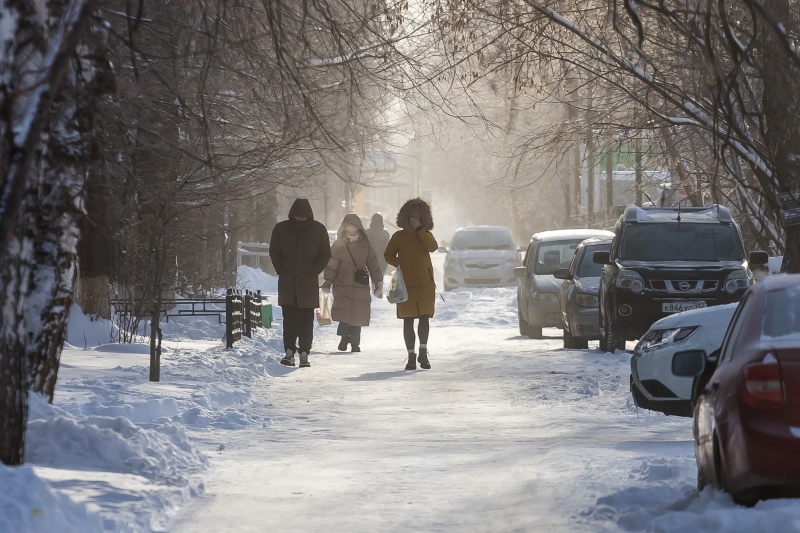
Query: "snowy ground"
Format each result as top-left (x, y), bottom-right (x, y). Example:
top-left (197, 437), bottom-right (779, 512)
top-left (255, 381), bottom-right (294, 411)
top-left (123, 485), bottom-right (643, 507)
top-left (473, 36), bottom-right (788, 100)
top-left (5, 264), bottom-right (800, 532)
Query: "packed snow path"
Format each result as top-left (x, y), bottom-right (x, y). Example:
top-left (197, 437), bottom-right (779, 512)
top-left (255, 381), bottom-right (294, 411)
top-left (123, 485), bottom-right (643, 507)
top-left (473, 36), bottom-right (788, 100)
top-left (172, 289), bottom-right (702, 533)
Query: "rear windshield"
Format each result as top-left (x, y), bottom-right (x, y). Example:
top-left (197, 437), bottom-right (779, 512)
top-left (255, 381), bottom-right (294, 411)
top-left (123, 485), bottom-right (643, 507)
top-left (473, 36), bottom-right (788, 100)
top-left (620, 223), bottom-right (744, 262)
top-left (763, 286), bottom-right (800, 339)
top-left (534, 240), bottom-right (583, 275)
top-left (577, 245), bottom-right (609, 278)
top-left (451, 230), bottom-right (515, 251)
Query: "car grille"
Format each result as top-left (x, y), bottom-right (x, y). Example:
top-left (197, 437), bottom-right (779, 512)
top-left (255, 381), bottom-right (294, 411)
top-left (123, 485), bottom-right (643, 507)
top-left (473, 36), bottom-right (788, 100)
top-left (464, 278), bottom-right (502, 284)
top-left (649, 279), bottom-right (719, 293)
top-left (465, 263), bottom-right (501, 269)
top-left (640, 379), bottom-right (678, 398)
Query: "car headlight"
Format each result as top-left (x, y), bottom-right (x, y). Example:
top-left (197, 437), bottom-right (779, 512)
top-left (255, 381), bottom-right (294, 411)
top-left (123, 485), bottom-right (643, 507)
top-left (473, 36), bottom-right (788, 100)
top-left (638, 326), bottom-right (699, 350)
top-left (575, 293), bottom-right (599, 307)
top-left (723, 269), bottom-right (752, 294)
top-left (532, 292), bottom-right (559, 303)
top-left (616, 269), bottom-right (645, 294)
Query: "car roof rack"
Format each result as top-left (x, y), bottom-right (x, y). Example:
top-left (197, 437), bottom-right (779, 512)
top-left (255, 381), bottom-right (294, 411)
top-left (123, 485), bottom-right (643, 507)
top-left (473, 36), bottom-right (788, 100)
top-left (623, 204), bottom-right (732, 224)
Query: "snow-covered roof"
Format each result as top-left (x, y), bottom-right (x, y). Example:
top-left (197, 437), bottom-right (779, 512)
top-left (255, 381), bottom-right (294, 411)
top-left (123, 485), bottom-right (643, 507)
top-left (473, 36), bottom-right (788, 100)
top-left (530, 229), bottom-right (614, 243)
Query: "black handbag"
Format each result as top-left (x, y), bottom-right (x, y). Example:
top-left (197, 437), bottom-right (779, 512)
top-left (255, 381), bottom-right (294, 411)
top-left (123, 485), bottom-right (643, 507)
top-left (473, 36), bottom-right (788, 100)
top-left (346, 244), bottom-right (370, 286)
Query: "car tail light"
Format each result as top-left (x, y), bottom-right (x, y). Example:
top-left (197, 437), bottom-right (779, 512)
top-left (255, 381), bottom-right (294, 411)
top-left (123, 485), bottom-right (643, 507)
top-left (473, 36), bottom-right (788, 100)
top-left (743, 363), bottom-right (784, 410)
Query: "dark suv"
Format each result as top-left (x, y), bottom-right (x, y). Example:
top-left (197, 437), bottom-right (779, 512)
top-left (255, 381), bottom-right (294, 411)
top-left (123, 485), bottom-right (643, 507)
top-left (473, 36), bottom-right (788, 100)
top-left (593, 205), bottom-right (768, 353)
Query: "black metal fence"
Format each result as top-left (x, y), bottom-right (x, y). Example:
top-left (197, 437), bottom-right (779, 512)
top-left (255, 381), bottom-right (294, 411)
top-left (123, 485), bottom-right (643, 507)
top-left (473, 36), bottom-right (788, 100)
top-left (109, 289), bottom-right (270, 350)
top-left (225, 289), bottom-right (268, 348)
top-left (225, 289), bottom-right (244, 348)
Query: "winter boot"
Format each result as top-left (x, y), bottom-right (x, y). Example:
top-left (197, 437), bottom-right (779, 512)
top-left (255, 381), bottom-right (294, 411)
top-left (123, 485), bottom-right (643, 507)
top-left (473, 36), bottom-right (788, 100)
top-left (405, 353), bottom-right (416, 371)
top-left (351, 346), bottom-right (361, 353)
top-left (418, 347), bottom-right (431, 370)
top-left (280, 349), bottom-right (296, 367)
top-left (299, 351), bottom-right (311, 368)
top-left (338, 336), bottom-right (350, 352)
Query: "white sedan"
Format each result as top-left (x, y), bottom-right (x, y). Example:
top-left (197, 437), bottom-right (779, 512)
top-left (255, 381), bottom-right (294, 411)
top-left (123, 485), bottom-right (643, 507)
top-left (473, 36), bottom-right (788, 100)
top-left (629, 302), bottom-right (738, 417)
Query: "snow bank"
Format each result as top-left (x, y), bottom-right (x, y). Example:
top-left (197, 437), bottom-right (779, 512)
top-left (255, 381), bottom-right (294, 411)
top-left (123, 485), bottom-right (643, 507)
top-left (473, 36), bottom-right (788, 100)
top-left (27, 394), bottom-right (207, 484)
top-left (435, 287), bottom-right (518, 327)
top-left (236, 265), bottom-right (278, 295)
top-left (24, 323), bottom-right (285, 532)
top-left (0, 464), bottom-right (104, 533)
top-left (67, 303), bottom-right (118, 348)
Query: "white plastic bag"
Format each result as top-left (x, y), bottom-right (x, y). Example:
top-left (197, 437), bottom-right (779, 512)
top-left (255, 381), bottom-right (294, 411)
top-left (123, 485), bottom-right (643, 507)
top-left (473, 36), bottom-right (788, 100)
top-left (317, 291), bottom-right (332, 326)
top-left (387, 268), bottom-right (409, 304)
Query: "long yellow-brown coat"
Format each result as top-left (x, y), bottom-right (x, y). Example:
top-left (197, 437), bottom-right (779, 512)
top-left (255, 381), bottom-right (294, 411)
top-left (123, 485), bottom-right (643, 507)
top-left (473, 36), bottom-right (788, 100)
top-left (384, 226), bottom-right (438, 318)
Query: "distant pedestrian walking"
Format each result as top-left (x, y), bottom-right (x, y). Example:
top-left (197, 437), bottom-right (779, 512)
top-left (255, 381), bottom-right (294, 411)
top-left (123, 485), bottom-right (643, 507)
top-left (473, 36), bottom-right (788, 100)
top-left (270, 199), bottom-right (331, 368)
top-left (366, 213), bottom-right (391, 276)
top-left (384, 198), bottom-right (438, 370)
top-left (321, 214), bottom-right (383, 353)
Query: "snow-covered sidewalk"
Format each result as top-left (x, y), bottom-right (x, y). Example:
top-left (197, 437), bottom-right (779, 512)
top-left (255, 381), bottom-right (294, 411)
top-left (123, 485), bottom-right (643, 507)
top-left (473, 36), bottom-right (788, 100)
top-left (6, 272), bottom-right (800, 532)
top-left (167, 288), bottom-right (800, 533)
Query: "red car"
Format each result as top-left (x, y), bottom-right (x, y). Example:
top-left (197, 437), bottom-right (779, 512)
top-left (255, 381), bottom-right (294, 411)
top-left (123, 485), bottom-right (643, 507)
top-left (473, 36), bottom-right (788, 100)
top-left (678, 274), bottom-right (800, 505)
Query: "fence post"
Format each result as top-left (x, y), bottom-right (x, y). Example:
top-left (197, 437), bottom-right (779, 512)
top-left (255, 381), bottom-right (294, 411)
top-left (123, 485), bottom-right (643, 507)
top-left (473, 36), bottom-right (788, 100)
top-left (243, 291), bottom-right (251, 338)
top-left (226, 288), bottom-right (234, 348)
top-left (254, 290), bottom-right (262, 332)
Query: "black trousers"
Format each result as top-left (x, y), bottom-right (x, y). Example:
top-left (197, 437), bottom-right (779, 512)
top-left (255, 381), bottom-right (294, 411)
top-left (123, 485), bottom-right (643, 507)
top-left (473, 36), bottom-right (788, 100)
top-left (282, 305), bottom-right (315, 353)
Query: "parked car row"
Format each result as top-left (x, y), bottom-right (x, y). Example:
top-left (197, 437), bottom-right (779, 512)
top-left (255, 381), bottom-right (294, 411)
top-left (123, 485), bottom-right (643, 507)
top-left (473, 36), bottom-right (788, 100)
top-left (500, 204), bottom-right (800, 505)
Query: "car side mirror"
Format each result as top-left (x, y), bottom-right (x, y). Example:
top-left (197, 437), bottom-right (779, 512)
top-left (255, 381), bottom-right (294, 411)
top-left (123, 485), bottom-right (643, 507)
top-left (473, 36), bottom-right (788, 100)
top-left (672, 350), bottom-right (706, 377)
top-left (593, 251), bottom-right (611, 265)
top-left (553, 268), bottom-right (570, 280)
top-left (438, 246), bottom-right (448, 253)
top-left (513, 266), bottom-right (527, 278)
top-left (749, 251), bottom-right (769, 266)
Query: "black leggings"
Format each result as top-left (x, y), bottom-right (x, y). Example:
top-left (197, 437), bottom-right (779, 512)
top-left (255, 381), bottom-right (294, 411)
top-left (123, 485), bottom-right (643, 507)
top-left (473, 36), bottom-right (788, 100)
top-left (403, 316), bottom-right (430, 351)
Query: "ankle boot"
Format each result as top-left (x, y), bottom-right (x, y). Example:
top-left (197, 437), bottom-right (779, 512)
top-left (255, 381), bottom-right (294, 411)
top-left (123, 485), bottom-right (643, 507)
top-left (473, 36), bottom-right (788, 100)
top-left (418, 347), bottom-right (431, 369)
top-left (338, 336), bottom-right (350, 351)
top-left (405, 353), bottom-right (416, 370)
top-left (280, 349), bottom-right (296, 367)
top-left (299, 351), bottom-right (310, 368)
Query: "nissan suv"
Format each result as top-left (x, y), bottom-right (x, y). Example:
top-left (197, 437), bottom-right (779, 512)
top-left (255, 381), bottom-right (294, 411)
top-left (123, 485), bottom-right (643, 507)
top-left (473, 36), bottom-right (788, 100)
top-left (593, 205), bottom-right (767, 353)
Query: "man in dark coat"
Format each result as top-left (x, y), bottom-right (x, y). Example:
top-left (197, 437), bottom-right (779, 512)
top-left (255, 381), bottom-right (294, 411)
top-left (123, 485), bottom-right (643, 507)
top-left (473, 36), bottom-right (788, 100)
top-left (365, 213), bottom-right (391, 276)
top-left (270, 198), bottom-right (331, 368)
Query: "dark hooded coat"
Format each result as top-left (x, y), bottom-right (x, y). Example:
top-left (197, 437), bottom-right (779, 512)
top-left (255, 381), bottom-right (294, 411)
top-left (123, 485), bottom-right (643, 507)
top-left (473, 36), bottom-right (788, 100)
top-left (269, 199), bottom-right (331, 308)
top-left (321, 214), bottom-right (383, 326)
top-left (384, 198), bottom-right (438, 319)
top-left (365, 213), bottom-right (391, 274)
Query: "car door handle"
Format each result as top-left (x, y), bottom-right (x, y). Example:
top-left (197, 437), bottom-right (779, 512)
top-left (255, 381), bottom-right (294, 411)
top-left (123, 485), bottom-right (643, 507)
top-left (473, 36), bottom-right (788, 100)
top-left (711, 381), bottom-right (720, 391)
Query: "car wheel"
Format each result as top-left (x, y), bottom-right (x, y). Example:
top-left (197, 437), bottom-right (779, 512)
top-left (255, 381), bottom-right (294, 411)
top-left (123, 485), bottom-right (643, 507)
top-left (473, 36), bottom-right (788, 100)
top-left (518, 312), bottom-right (528, 336)
top-left (598, 326), bottom-right (608, 353)
top-left (563, 327), bottom-right (575, 349)
top-left (527, 323), bottom-right (543, 339)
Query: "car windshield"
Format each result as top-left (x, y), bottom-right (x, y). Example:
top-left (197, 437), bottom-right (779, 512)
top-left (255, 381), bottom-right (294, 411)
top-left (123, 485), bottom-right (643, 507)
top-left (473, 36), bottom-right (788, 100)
top-left (534, 240), bottom-right (582, 275)
top-left (763, 286), bottom-right (800, 339)
top-left (620, 223), bottom-right (745, 262)
top-left (451, 230), bottom-right (515, 251)
top-left (577, 245), bottom-right (608, 278)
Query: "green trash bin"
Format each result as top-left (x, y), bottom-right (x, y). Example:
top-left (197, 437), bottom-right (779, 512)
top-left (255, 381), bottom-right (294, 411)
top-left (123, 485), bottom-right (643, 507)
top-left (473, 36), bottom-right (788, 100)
top-left (261, 302), bottom-right (273, 328)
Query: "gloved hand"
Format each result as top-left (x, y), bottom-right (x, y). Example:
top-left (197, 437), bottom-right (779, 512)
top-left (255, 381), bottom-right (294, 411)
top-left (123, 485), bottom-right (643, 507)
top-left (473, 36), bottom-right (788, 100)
top-left (373, 282), bottom-right (383, 299)
top-left (321, 285), bottom-right (331, 294)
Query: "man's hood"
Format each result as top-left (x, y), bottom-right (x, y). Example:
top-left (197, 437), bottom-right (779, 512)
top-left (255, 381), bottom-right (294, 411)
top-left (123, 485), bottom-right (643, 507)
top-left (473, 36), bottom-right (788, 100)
top-left (338, 214), bottom-right (368, 242)
top-left (370, 213), bottom-right (384, 230)
top-left (288, 198), bottom-right (314, 220)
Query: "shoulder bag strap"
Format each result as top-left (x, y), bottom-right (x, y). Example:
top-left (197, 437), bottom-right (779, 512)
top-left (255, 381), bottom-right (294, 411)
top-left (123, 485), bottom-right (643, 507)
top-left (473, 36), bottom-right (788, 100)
top-left (345, 242), bottom-right (366, 270)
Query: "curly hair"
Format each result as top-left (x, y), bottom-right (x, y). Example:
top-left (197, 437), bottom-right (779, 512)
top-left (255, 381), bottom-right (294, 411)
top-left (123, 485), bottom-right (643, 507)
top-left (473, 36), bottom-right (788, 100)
top-left (396, 198), bottom-right (434, 230)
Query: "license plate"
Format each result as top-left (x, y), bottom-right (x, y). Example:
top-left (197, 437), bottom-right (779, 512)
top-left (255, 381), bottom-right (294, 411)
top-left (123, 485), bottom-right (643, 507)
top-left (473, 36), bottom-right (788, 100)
top-left (469, 270), bottom-right (496, 278)
top-left (662, 301), bottom-right (706, 313)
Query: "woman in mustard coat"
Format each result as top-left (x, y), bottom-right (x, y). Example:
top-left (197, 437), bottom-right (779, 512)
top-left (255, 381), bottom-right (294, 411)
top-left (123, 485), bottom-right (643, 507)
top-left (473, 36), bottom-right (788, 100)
top-left (384, 198), bottom-right (438, 370)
